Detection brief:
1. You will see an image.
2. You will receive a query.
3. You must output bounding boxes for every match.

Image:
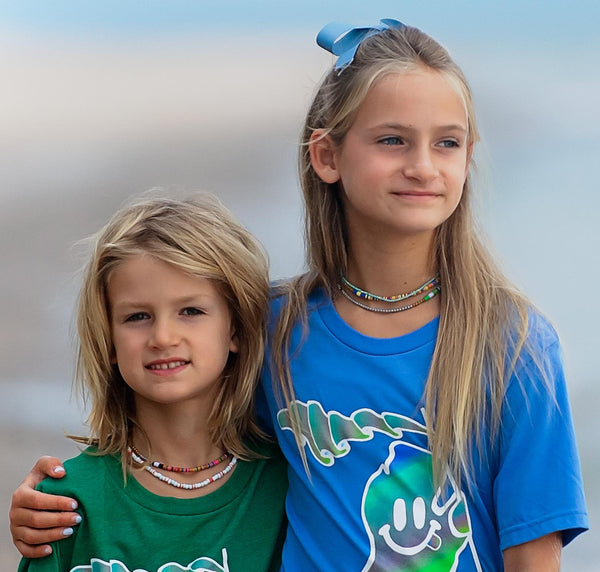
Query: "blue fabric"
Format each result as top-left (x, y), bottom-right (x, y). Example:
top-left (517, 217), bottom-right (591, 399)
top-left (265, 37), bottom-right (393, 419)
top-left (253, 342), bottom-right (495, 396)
top-left (262, 289), bottom-right (588, 571)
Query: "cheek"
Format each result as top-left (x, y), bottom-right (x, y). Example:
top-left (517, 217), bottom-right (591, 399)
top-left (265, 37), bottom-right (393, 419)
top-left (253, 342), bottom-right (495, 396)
top-left (450, 161), bottom-right (469, 192)
top-left (449, 174), bottom-right (465, 204)
top-left (445, 179), bottom-right (466, 221)
top-left (111, 345), bottom-right (126, 370)
top-left (111, 332), bottom-right (139, 364)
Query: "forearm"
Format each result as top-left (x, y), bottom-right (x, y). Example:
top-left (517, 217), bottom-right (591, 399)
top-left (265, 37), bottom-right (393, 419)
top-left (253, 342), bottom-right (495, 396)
top-left (503, 532), bottom-right (561, 571)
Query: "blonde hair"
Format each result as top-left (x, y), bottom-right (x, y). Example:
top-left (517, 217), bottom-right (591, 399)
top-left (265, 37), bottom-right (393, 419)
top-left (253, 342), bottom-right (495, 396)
top-left (74, 194), bottom-right (270, 468)
top-left (272, 25), bottom-right (539, 486)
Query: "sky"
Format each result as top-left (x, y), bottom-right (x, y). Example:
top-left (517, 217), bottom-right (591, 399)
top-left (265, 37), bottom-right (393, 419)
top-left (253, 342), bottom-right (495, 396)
top-left (2, 0), bottom-right (599, 43)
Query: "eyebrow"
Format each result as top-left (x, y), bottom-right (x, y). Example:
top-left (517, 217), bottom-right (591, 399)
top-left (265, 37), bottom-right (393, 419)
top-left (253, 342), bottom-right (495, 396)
top-left (111, 294), bottom-right (210, 311)
top-left (371, 123), bottom-right (467, 133)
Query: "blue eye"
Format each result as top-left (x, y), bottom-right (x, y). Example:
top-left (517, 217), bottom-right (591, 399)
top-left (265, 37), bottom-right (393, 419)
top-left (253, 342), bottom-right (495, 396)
top-left (438, 139), bottom-right (459, 148)
top-left (125, 312), bottom-right (149, 322)
top-left (379, 136), bottom-right (404, 146)
top-left (181, 307), bottom-right (203, 317)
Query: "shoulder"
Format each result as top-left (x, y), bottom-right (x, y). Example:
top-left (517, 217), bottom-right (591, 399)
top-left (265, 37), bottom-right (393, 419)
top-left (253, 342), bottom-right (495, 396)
top-left (242, 444), bottom-right (288, 507)
top-left (500, 304), bottom-right (562, 383)
top-left (511, 308), bottom-right (563, 383)
top-left (37, 449), bottom-right (117, 496)
top-left (268, 281), bottom-right (290, 319)
top-left (269, 279), bottom-right (327, 316)
top-left (246, 438), bottom-right (286, 465)
top-left (501, 307), bottom-right (571, 423)
top-left (244, 439), bottom-right (287, 476)
top-left (523, 309), bottom-right (560, 353)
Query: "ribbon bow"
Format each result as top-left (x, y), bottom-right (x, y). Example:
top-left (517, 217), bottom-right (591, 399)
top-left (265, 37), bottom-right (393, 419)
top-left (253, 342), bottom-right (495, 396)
top-left (316, 18), bottom-right (405, 72)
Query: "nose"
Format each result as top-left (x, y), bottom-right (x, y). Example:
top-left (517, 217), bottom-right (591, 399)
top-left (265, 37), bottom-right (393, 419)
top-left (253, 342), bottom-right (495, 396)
top-left (402, 145), bottom-right (439, 183)
top-left (149, 317), bottom-right (180, 349)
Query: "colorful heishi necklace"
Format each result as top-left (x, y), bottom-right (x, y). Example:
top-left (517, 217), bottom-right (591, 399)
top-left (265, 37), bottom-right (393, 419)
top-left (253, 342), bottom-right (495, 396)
top-left (341, 273), bottom-right (439, 302)
top-left (338, 274), bottom-right (441, 314)
top-left (129, 444), bottom-right (230, 473)
top-left (338, 284), bottom-right (441, 313)
top-left (128, 446), bottom-right (237, 490)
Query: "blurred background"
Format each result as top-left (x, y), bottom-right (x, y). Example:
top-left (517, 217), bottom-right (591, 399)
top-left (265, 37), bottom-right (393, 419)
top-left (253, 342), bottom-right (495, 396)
top-left (1, 0), bottom-right (597, 568)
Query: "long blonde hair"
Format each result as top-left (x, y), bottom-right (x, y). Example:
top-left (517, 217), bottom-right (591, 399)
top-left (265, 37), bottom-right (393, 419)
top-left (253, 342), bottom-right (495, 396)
top-left (75, 194), bottom-right (270, 468)
top-left (272, 24), bottom-right (538, 486)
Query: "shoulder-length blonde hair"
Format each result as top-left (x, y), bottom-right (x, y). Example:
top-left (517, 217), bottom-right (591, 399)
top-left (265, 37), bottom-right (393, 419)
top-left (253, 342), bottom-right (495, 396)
top-left (272, 24), bottom-right (537, 486)
top-left (75, 194), bottom-right (270, 467)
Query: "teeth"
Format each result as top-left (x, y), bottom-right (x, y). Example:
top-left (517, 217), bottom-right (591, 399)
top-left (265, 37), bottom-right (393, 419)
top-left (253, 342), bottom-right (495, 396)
top-left (148, 361), bottom-right (187, 370)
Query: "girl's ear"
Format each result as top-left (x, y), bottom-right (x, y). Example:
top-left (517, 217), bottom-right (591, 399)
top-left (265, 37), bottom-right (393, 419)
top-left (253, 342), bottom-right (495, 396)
top-left (309, 130), bottom-right (341, 184)
top-left (465, 141), bottom-right (474, 177)
top-left (229, 329), bottom-right (240, 354)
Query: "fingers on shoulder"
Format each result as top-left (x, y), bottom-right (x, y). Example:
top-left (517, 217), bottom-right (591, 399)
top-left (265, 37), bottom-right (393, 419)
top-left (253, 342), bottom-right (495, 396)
top-left (31, 456), bottom-right (66, 481)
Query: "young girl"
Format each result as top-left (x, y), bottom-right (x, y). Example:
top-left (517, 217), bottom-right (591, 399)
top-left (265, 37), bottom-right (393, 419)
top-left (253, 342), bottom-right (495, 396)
top-left (11, 19), bottom-right (588, 571)
top-left (16, 195), bottom-right (287, 571)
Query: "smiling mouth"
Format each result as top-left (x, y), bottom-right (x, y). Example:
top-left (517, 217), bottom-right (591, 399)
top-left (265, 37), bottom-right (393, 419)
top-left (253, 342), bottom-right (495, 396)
top-left (393, 191), bottom-right (439, 198)
top-left (146, 360), bottom-right (190, 371)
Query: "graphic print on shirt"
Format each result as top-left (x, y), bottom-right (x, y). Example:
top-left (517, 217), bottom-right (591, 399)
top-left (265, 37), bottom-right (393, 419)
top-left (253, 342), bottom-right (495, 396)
top-left (70, 548), bottom-right (230, 572)
top-left (278, 401), bottom-right (482, 571)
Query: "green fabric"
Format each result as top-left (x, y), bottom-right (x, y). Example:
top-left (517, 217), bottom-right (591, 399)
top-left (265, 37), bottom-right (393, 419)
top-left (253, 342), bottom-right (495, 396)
top-left (18, 445), bottom-right (287, 572)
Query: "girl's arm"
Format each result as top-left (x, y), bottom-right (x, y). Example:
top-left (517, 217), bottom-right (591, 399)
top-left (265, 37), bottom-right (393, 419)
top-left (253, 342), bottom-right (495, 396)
top-left (503, 532), bottom-right (561, 571)
top-left (10, 456), bottom-right (80, 558)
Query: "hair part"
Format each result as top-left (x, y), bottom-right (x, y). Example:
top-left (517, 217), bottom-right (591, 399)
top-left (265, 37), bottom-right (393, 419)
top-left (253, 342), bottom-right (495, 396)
top-left (74, 194), bottom-right (270, 472)
top-left (272, 24), bottom-right (545, 487)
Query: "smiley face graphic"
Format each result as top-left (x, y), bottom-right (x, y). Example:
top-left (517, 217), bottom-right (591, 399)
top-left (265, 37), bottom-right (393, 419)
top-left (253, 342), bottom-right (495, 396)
top-left (361, 441), bottom-right (473, 571)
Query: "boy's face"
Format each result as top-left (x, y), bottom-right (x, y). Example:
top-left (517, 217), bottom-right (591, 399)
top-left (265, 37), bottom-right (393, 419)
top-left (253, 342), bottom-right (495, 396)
top-left (107, 254), bottom-right (238, 413)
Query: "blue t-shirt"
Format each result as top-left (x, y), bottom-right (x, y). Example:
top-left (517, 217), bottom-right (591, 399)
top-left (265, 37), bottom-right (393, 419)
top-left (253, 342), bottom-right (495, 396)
top-left (261, 289), bottom-right (588, 571)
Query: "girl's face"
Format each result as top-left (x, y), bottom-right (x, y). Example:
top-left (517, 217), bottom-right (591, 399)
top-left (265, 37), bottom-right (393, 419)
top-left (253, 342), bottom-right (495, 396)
top-left (313, 68), bottom-right (471, 242)
top-left (107, 254), bottom-right (238, 410)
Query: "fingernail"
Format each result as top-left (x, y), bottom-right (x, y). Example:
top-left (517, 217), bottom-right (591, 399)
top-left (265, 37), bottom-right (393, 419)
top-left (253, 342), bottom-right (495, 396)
top-left (70, 501), bottom-right (78, 510)
top-left (43, 546), bottom-right (52, 555)
top-left (73, 514), bottom-right (82, 524)
top-left (53, 466), bottom-right (65, 474)
top-left (63, 527), bottom-right (74, 536)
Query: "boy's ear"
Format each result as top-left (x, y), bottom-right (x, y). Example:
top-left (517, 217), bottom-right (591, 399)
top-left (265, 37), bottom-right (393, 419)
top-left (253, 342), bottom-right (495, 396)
top-left (309, 130), bottom-right (341, 184)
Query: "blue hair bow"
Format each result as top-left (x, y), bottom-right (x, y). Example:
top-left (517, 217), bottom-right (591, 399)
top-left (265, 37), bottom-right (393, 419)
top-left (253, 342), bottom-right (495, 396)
top-left (316, 18), bottom-right (405, 72)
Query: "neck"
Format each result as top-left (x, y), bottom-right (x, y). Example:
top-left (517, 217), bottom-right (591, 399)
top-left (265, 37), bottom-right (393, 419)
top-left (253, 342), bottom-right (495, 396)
top-left (334, 228), bottom-right (439, 339)
top-left (345, 230), bottom-right (437, 294)
top-left (133, 399), bottom-right (223, 467)
top-left (129, 397), bottom-right (237, 499)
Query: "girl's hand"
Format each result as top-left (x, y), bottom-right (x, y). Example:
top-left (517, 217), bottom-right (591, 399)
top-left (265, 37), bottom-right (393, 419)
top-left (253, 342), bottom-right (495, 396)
top-left (9, 456), bottom-right (80, 558)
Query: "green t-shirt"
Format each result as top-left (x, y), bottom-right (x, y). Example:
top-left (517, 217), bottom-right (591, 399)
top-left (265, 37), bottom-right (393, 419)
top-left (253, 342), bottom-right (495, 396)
top-left (18, 445), bottom-right (288, 572)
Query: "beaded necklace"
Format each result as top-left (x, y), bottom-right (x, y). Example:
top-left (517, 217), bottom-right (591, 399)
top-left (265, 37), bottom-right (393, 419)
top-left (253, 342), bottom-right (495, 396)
top-left (338, 283), bottom-right (441, 313)
top-left (128, 447), bottom-right (237, 490)
top-left (129, 444), bottom-right (230, 473)
top-left (341, 273), bottom-right (439, 303)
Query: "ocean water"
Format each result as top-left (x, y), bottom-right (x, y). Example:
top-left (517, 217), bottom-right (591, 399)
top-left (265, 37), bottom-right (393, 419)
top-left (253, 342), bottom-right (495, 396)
top-left (1, 32), bottom-right (597, 569)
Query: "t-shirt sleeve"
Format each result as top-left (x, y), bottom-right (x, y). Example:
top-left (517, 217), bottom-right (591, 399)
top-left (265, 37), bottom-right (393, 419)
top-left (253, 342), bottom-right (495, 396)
top-left (494, 333), bottom-right (589, 550)
top-left (18, 551), bottom-right (62, 572)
